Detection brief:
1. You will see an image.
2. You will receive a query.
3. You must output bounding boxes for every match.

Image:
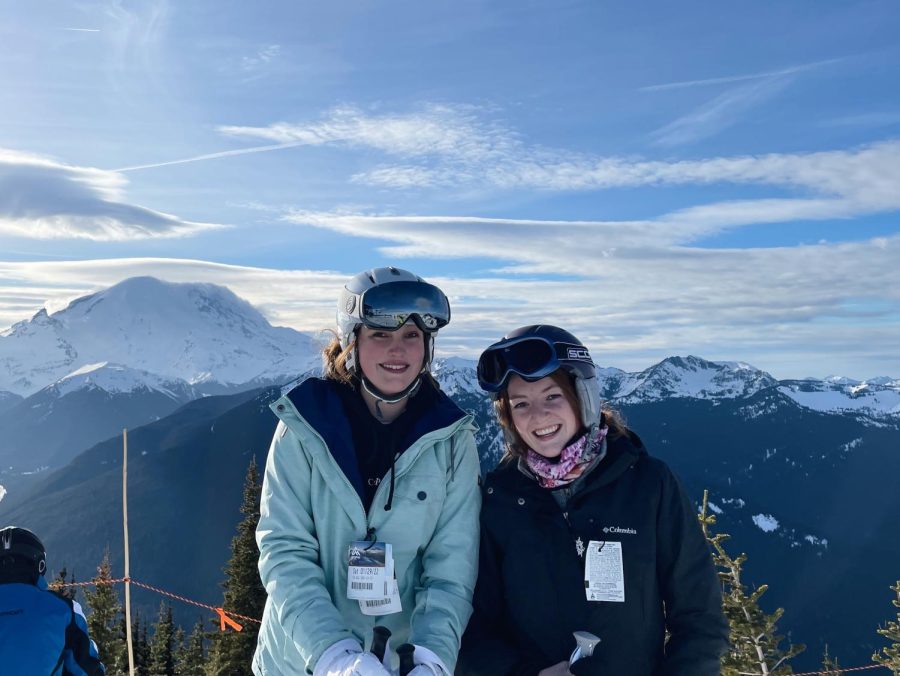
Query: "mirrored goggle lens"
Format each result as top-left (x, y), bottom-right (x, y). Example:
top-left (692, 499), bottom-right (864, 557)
top-left (477, 338), bottom-right (558, 391)
top-left (360, 281), bottom-right (450, 330)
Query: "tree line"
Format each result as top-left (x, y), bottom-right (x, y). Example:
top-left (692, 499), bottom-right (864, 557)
top-left (54, 463), bottom-right (900, 675)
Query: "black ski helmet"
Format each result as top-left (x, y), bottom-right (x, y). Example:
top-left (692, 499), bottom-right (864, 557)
top-left (0, 526), bottom-right (47, 583)
top-left (477, 324), bottom-right (601, 427)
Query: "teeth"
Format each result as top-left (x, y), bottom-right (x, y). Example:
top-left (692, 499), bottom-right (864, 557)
top-left (381, 364), bottom-right (407, 371)
top-left (534, 424), bottom-right (560, 437)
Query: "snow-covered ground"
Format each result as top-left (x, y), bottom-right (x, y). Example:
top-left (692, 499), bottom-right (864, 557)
top-left (778, 380), bottom-right (900, 418)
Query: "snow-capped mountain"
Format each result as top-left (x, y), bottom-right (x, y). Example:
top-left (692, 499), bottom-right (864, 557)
top-left (598, 355), bottom-right (779, 403)
top-left (0, 277), bottom-right (321, 396)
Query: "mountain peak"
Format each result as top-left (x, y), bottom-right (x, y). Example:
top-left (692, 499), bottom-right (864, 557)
top-left (608, 354), bottom-right (777, 402)
top-left (0, 277), bottom-right (319, 396)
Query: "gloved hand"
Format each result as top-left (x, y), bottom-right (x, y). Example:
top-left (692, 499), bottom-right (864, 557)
top-left (392, 645), bottom-right (449, 676)
top-left (314, 639), bottom-right (391, 676)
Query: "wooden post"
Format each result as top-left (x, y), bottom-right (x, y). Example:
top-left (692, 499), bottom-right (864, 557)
top-left (123, 428), bottom-right (135, 676)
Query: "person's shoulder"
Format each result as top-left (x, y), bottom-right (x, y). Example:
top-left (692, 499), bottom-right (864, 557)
top-left (483, 458), bottom-right (526, 492)
top-left (281, 376), bottom-right (352, 415)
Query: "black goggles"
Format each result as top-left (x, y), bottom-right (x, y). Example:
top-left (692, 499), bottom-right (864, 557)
top-left (345, 280), bottom-right (451, 332)
top-left (477, 336), bottom-right (593, 393)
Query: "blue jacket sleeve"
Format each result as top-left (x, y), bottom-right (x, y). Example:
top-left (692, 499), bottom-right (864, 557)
top-left (63, 600), bottom-right (105, 676)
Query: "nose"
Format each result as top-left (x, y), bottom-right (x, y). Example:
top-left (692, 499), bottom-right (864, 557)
top-left (533, 400), bottom-right (552, 419)
top-left (387, 333), bottom-right (406, 352)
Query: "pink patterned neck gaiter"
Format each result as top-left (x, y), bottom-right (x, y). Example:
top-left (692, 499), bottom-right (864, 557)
top-left (525, 425), bottom-right (608, 489)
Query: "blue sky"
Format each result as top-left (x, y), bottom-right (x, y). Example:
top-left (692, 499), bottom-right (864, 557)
top-left (1, 0), bottom-right (899, 379)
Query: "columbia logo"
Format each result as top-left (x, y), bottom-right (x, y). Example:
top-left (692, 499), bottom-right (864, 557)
top-left (603, 526), bottom-right (637, 535)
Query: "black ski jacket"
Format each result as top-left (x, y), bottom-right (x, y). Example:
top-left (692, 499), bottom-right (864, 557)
top-left (457, 430), bottom-right (728, 676)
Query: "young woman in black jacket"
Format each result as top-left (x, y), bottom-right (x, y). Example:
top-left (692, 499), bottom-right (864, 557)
top-left (457, 325), bottom-right (729, 676)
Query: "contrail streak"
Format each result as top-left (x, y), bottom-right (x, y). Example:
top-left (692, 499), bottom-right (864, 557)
top-left (114, 140), bottom-right (313, 172)
top-left (639, 57), bottom-right (845, 92)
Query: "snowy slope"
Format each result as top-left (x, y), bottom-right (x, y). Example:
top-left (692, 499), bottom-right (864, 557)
top-left (431, 356), bottom-right (480, 396)
top-left (52, 362), bottom-right (196, 399)
top-left (0, 277), bottom-right (321, 396)
top-left (778, 378), bottom-right (900, 417)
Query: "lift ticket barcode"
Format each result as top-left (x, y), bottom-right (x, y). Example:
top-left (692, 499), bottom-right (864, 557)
top-left (347, 541), bottom-right (391, 600)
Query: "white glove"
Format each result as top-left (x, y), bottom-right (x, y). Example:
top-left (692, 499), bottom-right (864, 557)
top-left (314, 639), bottom-right (392, 676)
top-left (393, 645), bottom-right (449, 676)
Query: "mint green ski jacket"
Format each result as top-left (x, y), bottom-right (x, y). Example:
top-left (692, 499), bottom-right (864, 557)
top-left (252, 378), bottom-right (481, 675)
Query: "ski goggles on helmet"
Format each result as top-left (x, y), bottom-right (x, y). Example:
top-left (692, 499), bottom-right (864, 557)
top-left (477, 335), bottom-right (594, 393)
top-left (343, 280), bottom-right (451, 332)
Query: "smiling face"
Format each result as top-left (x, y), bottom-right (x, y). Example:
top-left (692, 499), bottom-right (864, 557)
top-left (356, 321), bottom-right (426, 395)
top-left (506, 372), bottom-right (582, 459)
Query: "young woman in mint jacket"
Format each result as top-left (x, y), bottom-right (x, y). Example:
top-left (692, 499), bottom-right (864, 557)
top-left (253, 267), bottom-right (481, 676)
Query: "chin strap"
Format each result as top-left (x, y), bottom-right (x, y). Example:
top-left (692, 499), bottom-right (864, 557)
top-left (360, 373), bottom-right (423, 408)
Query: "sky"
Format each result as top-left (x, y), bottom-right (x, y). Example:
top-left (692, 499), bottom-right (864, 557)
top-left (1, 0), bottom-right (899, 379)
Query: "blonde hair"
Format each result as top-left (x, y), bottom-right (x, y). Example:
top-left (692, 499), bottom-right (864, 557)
top-left (322, 333), bottom-right (356, 385)
top-left (495, 370), bottom-right (627, 461)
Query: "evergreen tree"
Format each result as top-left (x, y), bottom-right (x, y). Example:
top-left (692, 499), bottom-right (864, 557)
top-left (698, 490), bottom-right (804, 675)
top-left (206, 456), bottom-right (266, 675)
top-left (133, 612), bottom-right (152, 675)
top-left (873, 580), bottom-right (900, 674)
top-left (148, 601), bottom-right (177, 675)
top-left (84, 549), bottom-right (126, 672)
top-left (171, 625), bottom-right (186, 673)
top-left (51, 566), bottom-right (78, 602)
top-left (176, 619), bottom-right (207, 675)
top-left (820, 644), bottom-right (843, 675)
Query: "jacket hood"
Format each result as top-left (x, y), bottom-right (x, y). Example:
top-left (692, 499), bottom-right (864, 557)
top-left (272, 376), bottom-right (470, 500)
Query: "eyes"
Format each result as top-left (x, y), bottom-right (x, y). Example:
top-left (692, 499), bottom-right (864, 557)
top-left (510, 392), bottom-right (563, 410)
top-left (367, 329), bottom-right (421, 341)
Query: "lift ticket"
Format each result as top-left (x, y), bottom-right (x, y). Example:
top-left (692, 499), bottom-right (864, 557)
top-left (347, 541), bottom-right (391, 600)
top-left (584, 540), bottom-right (625, 603)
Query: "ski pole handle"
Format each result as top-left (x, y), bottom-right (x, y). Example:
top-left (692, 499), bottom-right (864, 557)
top-left (370, 625), bottom-right (392, 663)
top-left (569, 631), bottom-right (601, 668)
top-left (397, 643), bottom-right (416, 676)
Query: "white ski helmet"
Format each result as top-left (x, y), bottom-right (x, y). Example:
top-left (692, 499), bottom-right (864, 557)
top-left (337, 267), bottom-right (451, 400)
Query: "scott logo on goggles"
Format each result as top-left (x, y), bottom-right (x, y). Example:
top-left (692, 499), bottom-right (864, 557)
top-left (567, 348), bottom-right (592, 361)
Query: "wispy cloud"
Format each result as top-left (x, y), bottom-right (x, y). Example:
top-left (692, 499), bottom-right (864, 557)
top-left (114, 103), bottom-right (900, 235)
top-left (221, 105), bottom-right (900, 206)
top-left (819, 111), bottom-right (900, 128)
top-left (646, 58), bottom-right (847, 146)
top-left (649, 76), bottom-right (794, 146)
top-left (60, 28), bottom-right (101, 32)
top-left (0, 149), bottom-right (224, 240)
top-left (241, 44), bottom-right (281, 73)
top-left (638, 57), bottom-right (845, 92)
